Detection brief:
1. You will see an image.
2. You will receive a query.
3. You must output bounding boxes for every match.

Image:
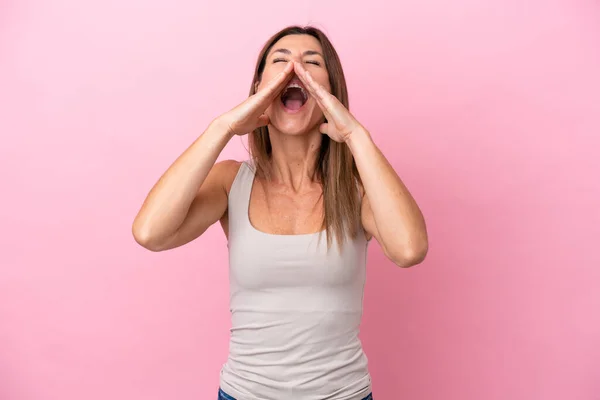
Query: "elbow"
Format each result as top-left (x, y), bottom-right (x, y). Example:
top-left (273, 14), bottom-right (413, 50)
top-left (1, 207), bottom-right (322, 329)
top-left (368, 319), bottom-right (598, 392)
top-left (132, 220), bottom-right (166, 252)
top-left (386, 239), bottom-right (429, 268)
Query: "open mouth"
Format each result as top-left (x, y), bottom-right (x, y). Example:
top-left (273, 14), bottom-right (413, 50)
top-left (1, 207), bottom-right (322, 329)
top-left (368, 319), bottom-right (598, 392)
top-left (280, 82), bottom-right (308, 111)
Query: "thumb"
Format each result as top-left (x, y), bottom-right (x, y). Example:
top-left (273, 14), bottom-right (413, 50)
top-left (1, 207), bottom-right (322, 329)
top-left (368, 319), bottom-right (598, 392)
top-left (257, 114), bottom-right (270, 128)
top-left (319, 123), bottom-right (329, 134)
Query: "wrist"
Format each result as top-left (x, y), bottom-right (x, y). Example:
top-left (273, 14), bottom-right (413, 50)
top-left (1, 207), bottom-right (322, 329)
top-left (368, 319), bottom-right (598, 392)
top-left (210, 116), bottom-right (236, 140)
top-left (345, 127), bottom-right (373, 152)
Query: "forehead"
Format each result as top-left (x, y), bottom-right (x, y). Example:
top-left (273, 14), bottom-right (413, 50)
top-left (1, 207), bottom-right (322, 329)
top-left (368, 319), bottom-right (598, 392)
top-left (267, 34), bottom-right (323, 56)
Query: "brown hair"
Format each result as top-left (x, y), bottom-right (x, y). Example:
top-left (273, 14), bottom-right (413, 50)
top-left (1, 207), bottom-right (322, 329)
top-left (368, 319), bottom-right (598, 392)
top-left (248, 25), bottom-right (362, 249)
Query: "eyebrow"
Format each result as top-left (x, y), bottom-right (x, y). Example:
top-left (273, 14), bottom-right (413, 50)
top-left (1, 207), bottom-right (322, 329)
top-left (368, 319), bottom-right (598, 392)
top-left (270, 48), bottom-right (323, 58)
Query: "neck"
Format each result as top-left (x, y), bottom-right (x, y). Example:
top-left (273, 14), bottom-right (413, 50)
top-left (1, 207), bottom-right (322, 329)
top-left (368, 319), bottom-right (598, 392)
top-left (267, 128), bottom-right (323, 190)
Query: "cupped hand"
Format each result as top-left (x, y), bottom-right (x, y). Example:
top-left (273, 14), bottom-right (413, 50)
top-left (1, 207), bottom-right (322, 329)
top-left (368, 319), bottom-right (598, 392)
top-left (293, 61), bottom-right (364, 143)
top-left (220, 61), bottom-right (294, 136)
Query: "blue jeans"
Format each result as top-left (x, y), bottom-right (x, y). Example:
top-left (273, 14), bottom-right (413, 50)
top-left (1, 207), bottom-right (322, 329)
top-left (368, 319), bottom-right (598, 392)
top-left (218, 388), bottom-right (373, 400)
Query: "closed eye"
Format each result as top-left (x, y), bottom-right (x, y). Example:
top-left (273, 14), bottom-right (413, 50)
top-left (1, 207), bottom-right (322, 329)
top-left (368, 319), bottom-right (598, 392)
top-left (273, 58), bottom-right (321, 66)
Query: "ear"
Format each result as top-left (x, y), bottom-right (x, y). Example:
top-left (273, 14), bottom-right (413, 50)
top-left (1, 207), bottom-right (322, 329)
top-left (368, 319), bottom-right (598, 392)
top-left (254, 80), bottom-right (260, 93)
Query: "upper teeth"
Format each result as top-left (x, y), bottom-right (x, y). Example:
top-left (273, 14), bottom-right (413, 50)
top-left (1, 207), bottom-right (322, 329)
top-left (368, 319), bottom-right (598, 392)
top-left (284, 83), bottom-right (307, 100)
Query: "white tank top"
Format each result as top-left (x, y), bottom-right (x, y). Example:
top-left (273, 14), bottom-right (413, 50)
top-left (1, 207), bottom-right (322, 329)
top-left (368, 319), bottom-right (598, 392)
top-left (219, 161), bottom-right (372, 400)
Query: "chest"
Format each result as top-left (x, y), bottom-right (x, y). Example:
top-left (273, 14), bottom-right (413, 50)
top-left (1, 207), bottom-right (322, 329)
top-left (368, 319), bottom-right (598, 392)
top-left (248, 178), bottom-right (324, 235)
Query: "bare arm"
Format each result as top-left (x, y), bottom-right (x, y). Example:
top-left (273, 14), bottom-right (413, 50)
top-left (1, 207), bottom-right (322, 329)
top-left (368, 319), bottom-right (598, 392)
top-left (132, 119), bottom-right (235, 251)
top-left (132, 61), bottom-right (295, 252)
top-left (349, 130), bottom-right (428, 267)
top-left (293, 61), bottom-right (428, 267)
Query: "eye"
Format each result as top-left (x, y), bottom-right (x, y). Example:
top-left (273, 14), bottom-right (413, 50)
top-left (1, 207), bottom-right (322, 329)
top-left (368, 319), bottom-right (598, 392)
top-left (273, 58), bottom-right (288, 63)
top-left (306, 60), bottom-right (321, 66)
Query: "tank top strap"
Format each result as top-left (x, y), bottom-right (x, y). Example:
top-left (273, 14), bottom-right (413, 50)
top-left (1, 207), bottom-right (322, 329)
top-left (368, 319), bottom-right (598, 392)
top-left (227, 160), bottom-right (256, 233)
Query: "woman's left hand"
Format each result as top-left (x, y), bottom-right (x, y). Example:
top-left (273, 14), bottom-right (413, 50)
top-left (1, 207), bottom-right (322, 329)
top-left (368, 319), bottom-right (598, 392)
top-left (293, 61), bottom-right (365, 143)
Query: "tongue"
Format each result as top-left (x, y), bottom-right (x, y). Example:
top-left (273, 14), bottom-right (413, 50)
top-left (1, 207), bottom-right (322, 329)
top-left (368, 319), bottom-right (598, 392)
top-left (284, 99), bottom-right (303, 110)
top-left (283, 89), bottom-right (304, 110)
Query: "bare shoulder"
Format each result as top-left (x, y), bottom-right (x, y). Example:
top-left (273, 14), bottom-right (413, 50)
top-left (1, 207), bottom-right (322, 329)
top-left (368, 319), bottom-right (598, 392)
top-left (213, 159), bottom-right (243, 195)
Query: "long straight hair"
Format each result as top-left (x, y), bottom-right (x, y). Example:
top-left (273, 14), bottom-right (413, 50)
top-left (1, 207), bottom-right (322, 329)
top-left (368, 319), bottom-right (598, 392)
top-left (248, 26), bottom-right (362, 249)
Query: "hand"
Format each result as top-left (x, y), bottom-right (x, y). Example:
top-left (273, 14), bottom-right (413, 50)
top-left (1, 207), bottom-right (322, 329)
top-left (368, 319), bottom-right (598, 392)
top-left (293, 61), bottom-right (364, 143)
top-left (218, 61), bottom-right (294, 136)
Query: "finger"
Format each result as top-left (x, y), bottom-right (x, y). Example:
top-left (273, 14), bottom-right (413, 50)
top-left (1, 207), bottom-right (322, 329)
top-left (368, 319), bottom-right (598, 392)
top-left (294, 63), bottom-right (340, 118)
top-left (304, 69), bottom-right (337, 111)
top-left (293, 62), bottom-right (317, 96)
top-left (303, 68), bottom-right (358, 130)
top-left (256, 61), bottom-right (294, 101)
top-left (294, 62), bottom-right (327, 100)
top-left (315, 96), bottom-right (334, 122)
top-left (248, 62), bottom-right (293, 116)
top-left (291, 63), bottom-right (332, 119)
top-left (293, 61), bottom-right (309, 80)
top-left (310, 90), bottom-right (334, 123)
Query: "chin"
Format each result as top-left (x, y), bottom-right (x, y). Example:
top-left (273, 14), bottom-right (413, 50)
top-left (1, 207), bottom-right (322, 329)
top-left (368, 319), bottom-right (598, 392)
top-left (269, 103), bottom-right (321, 136)
top-left (272, 119), bottom-right (314, 136)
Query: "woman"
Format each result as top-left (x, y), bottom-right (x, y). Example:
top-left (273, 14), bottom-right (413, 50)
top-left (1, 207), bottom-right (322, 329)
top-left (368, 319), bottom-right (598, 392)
top-left (133, 26), bottom-right (428, 400)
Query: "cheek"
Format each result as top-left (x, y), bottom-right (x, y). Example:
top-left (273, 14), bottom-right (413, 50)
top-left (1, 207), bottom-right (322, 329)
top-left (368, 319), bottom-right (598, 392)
top-left (259, 64), bottom-right (287, 88)
top-left (311, 70), bottom-right (331, 92)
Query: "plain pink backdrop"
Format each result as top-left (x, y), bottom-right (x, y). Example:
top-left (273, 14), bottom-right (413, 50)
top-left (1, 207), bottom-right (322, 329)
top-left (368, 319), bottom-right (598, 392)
top-left (1, 0), bottom-right (599, 399)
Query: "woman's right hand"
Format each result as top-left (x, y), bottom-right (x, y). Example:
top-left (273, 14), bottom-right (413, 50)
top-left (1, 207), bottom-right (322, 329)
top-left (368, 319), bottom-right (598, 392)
top-left (219, 61), bottom-right (294, 136)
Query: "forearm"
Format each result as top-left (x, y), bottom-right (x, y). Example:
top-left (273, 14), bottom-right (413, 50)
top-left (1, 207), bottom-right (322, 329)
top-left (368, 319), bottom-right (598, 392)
top-left (132, 118), bottom-right (233, 242)
top-left (347, 128), bottom-right (428, 261)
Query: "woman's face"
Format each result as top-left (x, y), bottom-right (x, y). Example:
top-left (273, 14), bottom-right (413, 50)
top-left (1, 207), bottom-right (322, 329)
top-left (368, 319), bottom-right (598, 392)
top-left (257, 34), bottom-right (331, 136)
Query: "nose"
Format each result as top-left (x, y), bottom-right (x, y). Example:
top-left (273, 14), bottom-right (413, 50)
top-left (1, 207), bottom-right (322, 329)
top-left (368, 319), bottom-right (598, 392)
top-left (289, 51), bottom-right (306, 64)
top-left (286, 51), bottom-right (300, 62)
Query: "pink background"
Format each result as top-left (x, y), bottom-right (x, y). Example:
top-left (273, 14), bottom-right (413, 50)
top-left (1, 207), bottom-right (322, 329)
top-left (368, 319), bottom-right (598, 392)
top-left (1, 0), bottom-right (599, 399)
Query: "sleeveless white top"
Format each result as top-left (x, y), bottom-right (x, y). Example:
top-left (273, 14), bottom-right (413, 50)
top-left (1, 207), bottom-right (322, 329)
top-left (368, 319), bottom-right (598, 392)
top-left (219, 161), bottom-right (372, 400)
